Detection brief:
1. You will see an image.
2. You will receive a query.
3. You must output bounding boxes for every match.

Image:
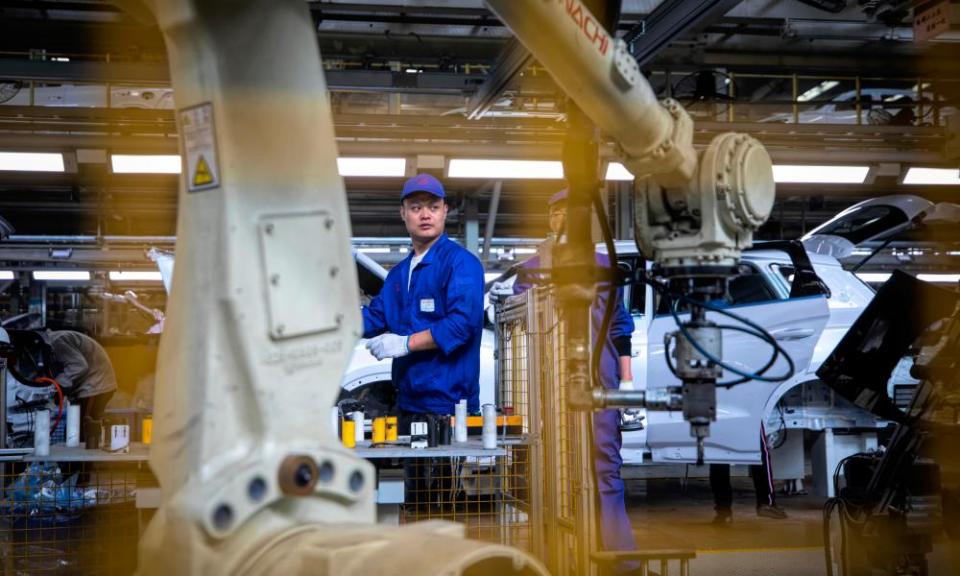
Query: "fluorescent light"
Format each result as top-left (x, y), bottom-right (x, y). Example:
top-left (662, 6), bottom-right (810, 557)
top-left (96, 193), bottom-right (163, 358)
top-left (357, 247), bottom-right (390, 254)
top-left (856, 273), bottom-right (891, 283)
top-left (111, 154), bottom-right (182, 174)
top-left (903, 167), bottom-right (960, 186)
top-left (33, 270), bottom-right (90, 281)
top-left (797, 80), bottom-right (839, 103)
top-left (0, 152), bottom-right (65, 172)
top-left (859, 272), bottom-right (960, 284)
top-left (0, 271), bottom-right (14, 280)
top-left (773, 165), bottom-right (869, 184)
top-left (917, 273), bottom-right (960, 284)
top-left (109, 271), bottom-right (163, 282)
top-left (336, 157), bottom-right (406, 177)
top-left (605, 162), bottom-right (635, 181)
top-left (448, 159), bottom-right (564, 180)
top-left (514, 247), bottom-right (537, 255)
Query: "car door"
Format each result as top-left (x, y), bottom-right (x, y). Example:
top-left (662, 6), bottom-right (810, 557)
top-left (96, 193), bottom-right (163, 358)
top-left (644, 259), bottom-right (829, 464)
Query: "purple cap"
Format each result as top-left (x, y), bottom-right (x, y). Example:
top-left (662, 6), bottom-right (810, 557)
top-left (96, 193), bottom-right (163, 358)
top-left (401, 173), bottom-right (446, 201)
top-left (548, 188), bottom-right (568, 206)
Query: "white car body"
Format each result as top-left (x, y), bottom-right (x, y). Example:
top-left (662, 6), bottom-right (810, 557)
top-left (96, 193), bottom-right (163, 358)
top-left (278, 195), bottom-right (942, 465)
top-left (619, 244), bottom-right (876, 464)
top-left (344, 240), bottom-right (865, 466)
top-left (760, 88), bottom-right (954, 125)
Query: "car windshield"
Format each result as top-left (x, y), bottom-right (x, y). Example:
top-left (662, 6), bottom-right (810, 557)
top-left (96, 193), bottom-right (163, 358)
top-left (813, 205), bottom-right (908, 245)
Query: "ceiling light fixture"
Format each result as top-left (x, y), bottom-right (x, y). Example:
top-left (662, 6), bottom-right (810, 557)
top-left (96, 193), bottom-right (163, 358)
top-left (0, 271), bottom-right (14, 280)
top-left (336, 157), bottom-right (407, 177)
top-left (448, 159), bottom-right (564, 179)
top-left (109, 271), bottom-right (163, 282)
top-left (0, 152), bottom-right (65, 172)
top-left (772, 165), bottom-right (870, 184)
top-left (917, 273), bottom-right (960, 284)
top-left (903, 167), bottom-right (960, 186)
top-left (111, 154), bottom-right (182, 174)
top-left (33, 270), bottom-right (91, 281)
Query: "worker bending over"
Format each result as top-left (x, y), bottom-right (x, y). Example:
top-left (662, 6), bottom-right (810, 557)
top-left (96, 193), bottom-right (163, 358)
top-left (362, 173), bottom-right (485, 421)
top-left (45, 329), bottom-right (118, 423)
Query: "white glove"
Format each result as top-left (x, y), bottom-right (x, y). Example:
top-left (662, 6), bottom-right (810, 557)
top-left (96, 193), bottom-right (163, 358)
top-left (366, 333), bottom-right (410, 361)
top-left (617, 379), bottom-right (645, 431)
top-left (490, 281), bottom-right (514, 298)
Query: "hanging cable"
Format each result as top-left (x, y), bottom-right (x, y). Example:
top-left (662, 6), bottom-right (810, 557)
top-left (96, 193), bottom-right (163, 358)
top-left (590, 184), bottom-right (619, 392)
top-left (647, 279), bottom-right (795, 386)
top-left (672, 292), bottom-right (794, 385)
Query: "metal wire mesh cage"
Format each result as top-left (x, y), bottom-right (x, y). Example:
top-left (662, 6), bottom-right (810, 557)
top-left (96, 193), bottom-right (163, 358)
top-left (0, 460), bottom-right (143, 575)
top-left (495, 286), bottom-right (693, 576)
top-left (398, 444), bottom-right (531, 549)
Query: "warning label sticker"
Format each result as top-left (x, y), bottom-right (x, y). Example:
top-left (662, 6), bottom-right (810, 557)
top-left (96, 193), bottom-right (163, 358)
top-left (179, 102), bottom-right (220, 192)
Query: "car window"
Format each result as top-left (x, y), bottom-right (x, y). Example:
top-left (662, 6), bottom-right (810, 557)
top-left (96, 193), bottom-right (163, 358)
top-left (727, 264), bottom-right (778, 305)
top-left (653, 263), bottom-right (778, 314)
top-left (770, 263), bottom-right (795, 297)
top-left (813, 205), bottom-right (908, 245)
top-left (618, 258), bottom-right (645, 315)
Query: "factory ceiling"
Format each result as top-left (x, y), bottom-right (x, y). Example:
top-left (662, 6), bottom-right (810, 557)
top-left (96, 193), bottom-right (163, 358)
top-left (0, 0), bottom-right (955, 250)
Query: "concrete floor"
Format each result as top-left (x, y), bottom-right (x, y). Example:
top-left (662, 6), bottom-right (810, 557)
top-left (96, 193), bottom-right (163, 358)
top-left (623, 476), bottom-right (958, 575)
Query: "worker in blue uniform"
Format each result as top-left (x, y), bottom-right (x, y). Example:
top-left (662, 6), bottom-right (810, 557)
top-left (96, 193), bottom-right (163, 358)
top-left (362, 173), bottom-right (485, 417)
top-left (362, 173), bottom-right (484, 511)
top-left (511, 188), bottom-right (640, 573)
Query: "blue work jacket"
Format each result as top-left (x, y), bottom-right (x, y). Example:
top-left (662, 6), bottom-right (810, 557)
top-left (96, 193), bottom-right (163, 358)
top-left (362, 234), bottom-right (484, 414)
top-left (516, 252), bottom-right (634, 389)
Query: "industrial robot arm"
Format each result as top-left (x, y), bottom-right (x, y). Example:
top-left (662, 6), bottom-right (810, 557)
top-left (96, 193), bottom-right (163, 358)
top-left (485, 0), bottom-right (781, 463)
top-left (132, 1), bottom-right (547, 575)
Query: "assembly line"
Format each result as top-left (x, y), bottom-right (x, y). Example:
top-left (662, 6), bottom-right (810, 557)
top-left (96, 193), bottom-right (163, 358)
top-left (0, 1), bottom-right (957, 575)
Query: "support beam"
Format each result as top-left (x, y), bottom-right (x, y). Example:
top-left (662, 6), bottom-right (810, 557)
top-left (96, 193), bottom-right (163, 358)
top-left (463, 193), bottom-right (480, 256)
top-left (625, 0), bottom-right (744, 67)
top-left (465, 39), bottom-right (531, 120)
top-left (0, 58), bottom-right (529, 95)
top-left (482, 180), bottom-right (502, 263)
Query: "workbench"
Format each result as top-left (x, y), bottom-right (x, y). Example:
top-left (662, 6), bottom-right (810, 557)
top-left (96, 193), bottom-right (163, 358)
top-left (22, 442), bottom-right (151, 463)
top-left (16, 437), bottom-right (514, 462)
top-left (11, 437), bottom-right (526, 528)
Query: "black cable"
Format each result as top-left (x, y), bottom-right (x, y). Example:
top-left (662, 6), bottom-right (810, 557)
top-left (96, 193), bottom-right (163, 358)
top-left (771, 405), bottom-right (788, 450)
top-left (669, 293), bottom-right (795, 384)
top-left (650, 279), bottom-right (793, 386)
top-left (664, 322), bottom-right (781, 386)
top-left (824, 497), bottom-right (842, 576)
top-left (590, 185), bottom-right (620, 392)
